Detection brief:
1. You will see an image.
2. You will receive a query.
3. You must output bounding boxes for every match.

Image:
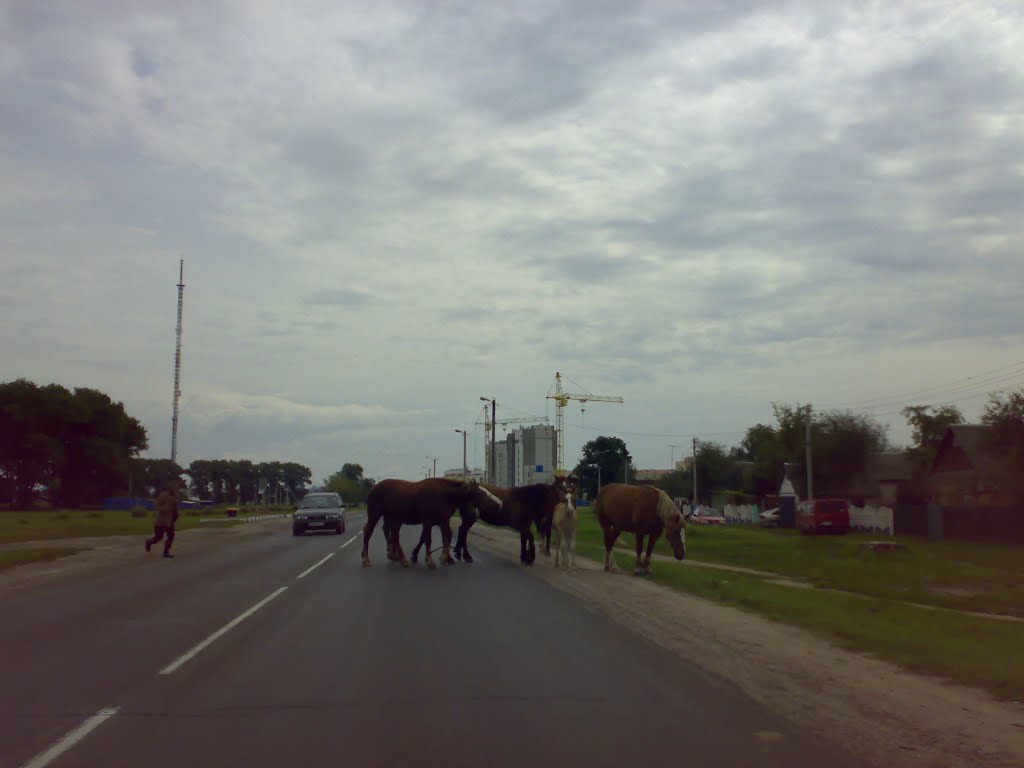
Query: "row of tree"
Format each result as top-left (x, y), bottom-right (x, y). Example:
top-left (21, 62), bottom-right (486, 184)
top-left (183, 459), bottom-right (312, 504)
top-left (1, 379), bottom-right (148, 508)
top-left (574, 388), bottom-right (1024, 504)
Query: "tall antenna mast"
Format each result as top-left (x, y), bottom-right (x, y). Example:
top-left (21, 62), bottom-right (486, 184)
top-left (170, 259), bottom-right (185, 464)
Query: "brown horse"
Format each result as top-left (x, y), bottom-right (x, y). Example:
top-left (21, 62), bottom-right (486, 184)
top-left (449, 482), bottom-right (563, 565)
top-left (594, 483), bottom-right (686, 574)
top-left (361, 477), bottom-right (501, 568)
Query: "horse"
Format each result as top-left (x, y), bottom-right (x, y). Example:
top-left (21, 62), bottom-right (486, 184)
top-left (538, 474), bottom-right (578, 557)
top-left (551, 493), bottom-right (578, 570)
top-left (594, 483), bottom-right (686, 575)
top-left (448, 482), bottom-right (564, 565)
top-left (361, 477), bottom-right (502, 568)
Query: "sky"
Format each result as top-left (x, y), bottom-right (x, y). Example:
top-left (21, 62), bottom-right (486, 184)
top-left (2, 0), bottom-right (1023, 485)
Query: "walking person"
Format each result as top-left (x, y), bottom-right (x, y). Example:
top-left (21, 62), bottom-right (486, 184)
top-left (146, 482), bottom-right (179, 558)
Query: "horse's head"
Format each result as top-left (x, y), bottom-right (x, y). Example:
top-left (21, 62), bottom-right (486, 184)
top-left (466, 480), bottom-right (503, 513)
top-left (658, 491), bottom-right (687, 559)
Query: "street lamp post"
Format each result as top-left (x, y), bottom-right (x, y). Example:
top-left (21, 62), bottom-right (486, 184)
top-left (425, 456), bottom-right (437, 478)
top-left (589, 463), bottom-right (601, 496)
top-left (480, 397), bottom-right (496, 484)
top-left (454, 429), bottom-right (468, 478)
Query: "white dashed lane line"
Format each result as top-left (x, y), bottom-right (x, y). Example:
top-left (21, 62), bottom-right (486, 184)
top-left (20, 707), bottom-right (119, 768)
top-left (338, 533), bottom-right (360, 551)
top-left (297, 552), bottom-right (334, 579)
top-left (159, 587), bottom-right (288, 675)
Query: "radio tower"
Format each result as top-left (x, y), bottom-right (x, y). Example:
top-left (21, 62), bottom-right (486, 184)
top-left (170, 259), bottom-right (185, 464)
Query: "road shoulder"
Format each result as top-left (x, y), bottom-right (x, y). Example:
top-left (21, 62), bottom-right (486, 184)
top-left (470, 526), bottom-right (1024, 768)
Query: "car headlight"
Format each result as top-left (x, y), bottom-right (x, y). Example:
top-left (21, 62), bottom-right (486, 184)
top-left (295, 514), bottom-right (307, 520)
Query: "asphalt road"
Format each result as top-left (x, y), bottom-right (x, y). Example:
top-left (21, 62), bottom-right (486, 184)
top-left (1, 514), bottom-right (859, 768)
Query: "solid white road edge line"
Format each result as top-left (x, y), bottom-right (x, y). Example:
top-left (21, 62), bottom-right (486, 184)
top-left (339, 533), bottom-right (360, 550)
top-left (297, 552), bottom-right (334, 579)
top-left (159, 587), bottom-right (288, 675)
top-left (20, 707), bottom-right (119, 768)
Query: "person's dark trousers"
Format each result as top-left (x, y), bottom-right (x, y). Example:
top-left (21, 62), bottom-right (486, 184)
top-left (146, 525), bottom-right (175, 556)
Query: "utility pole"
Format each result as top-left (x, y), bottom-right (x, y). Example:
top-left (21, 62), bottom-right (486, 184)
top-left (805, 412), bottom-right (814, 502)
top-left (455, 429), bottom-right (468, 478)
top-left (692, 437), bottom-right (698, 508)
top-left (425, 456), bottom-right (437, 478)
top-left (669, 444), bottom-right (678, 470)
top-left (170, 259), bottom-right (185, 464)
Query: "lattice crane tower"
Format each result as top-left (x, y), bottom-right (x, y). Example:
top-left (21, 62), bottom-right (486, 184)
top-left (546, 372), bottom-right (623, 472)
top-left (170, 259), bottom-right (185, 464)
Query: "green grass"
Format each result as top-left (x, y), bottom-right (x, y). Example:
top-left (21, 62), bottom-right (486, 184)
top-left (0, 547), bottom-right (81, 572)
top-left (0, 505), bottom-right (293, 545)
top-left (573, 511), bottom-right (1024, 617)
top-left (568, 512), bottom-right (1024, 700)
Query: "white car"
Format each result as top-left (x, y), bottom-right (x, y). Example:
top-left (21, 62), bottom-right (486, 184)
top-left (760, 507), bottom-right (781, 527)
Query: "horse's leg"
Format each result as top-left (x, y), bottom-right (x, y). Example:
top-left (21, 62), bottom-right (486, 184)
top-left (568, 526), bottom-right (577, 570)
top-left (394, 523), bottom-right (410, 567)
top-left (643, 531), bottom-right (657, 574)
top-left (440, 518), bottom-right (455, 565)
top-left (553, 525), bottom-right (562, 568)
top-left (423, 523), bottom-right (436, 570)
top-left (603, 526), bottom-right (621, 573)
top-left (457, 514), bottom-right (475, 563)
top-left (361, 506), bottom-right (382, 567)
top-left (526, 530), bottom-right (536, 565)
top-left (411, 526), bottom-right (427, 564)
top-left (634, 533), bottom-right (646, 575)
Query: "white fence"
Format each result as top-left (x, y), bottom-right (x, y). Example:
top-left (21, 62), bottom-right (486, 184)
top-left (724, 503), bottom-right (894, 535)
top-left (849, 505), bottom-right (894, 536)
top-left (724, 504), bottom-right (760, 524)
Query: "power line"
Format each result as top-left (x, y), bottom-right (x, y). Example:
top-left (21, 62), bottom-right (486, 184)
top-left (820, 360), bottom-right (1024, 411)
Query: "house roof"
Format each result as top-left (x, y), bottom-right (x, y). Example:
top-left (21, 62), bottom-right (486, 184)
top-left (932, 424), bottom-right (1001, 481)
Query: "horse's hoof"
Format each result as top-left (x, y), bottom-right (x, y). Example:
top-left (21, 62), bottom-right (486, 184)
top-left (400, 559), bottom-right (410, 568)
top-left (463, 555), bottom-right (474, 564)
top-left (362, 558), bottom-right (371, 568)
top-left (427, 560), bottom-right (436, 570)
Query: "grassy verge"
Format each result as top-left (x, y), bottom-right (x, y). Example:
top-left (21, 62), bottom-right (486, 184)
top-left (573, 511), bottom-right (1024, 617)
top-left (0, 547), bottom-right (81, 572)
top-left (567, 516), bottom-right (1024, 700)
top-left (0, 505), bottom-right (293, 545)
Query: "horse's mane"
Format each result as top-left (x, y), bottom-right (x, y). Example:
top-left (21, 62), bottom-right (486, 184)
top-left (656, 488), bottom-right (683, 526)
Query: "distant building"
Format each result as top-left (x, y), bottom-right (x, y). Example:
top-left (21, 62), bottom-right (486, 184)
top-left (443, 468), bottom-right (485, 483)
top-left (634, 458), bottom-right (690, 481)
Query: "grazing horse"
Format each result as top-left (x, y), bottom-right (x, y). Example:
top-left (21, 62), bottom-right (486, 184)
top-left (361, 478), bottom-right (501, 568)
top-left (552, 493), bottom-right (578, 570)
top-left (451, 482), bottom-right (563, 565)
top-left (594, 483), bottom-right (686, 575)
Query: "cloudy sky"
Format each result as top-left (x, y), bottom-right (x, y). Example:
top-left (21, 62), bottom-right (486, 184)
top-left (2, 0), bottom-right (1023, 484)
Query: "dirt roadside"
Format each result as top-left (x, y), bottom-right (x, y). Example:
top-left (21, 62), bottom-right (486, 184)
top-left (0, 519), bottom-right (289, 596)
top-left (470, 526), bottom-right (1024, 768)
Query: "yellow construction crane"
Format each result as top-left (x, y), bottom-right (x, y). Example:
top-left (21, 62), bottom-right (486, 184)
top-left (547, 372), bottom-right (623, 472)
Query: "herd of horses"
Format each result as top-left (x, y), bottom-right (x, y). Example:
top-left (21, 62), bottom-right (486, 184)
top-left (360, 474), bottom-right (688, 575)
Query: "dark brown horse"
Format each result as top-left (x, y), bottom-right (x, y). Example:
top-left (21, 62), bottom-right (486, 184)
top-left (594, 483), bottom-right (686, 575)
top-left (448, 482), bottom-right (564, 565)
top-left (361, 477), bottom-right (501, 568)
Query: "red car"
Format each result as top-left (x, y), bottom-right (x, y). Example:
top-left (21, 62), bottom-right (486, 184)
top-left (690, 507), bottom-right (726, 525)
top-left (797, 498), bottom-right (850, 535)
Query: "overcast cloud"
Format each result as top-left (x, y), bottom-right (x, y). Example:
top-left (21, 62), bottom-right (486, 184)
top-left (2, 0), bottom-right (1023, 483)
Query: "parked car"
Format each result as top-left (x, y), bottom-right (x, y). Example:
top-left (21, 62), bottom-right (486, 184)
top-left (797, 498), bottom-right (850, 535)
top-left (293, 492), bottom-right (346, 536)
top-left (760, 507), bottom-right (781, 527)
top-left (690, 507), bottom-right (726, 525)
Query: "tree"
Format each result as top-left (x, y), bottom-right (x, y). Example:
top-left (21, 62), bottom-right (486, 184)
top-left (128, 458), bottom-right (183, 498)
top-left (811, 411), bottom-right (889, 495)
top-left (324, 464), bottom-right (374, 504)
top-left (980, 388), bottom-right (1024, 498)
top-left (693, 440), bottom-right (741, 502)
top-left (573, 436), bottom-right (632, 498)
top-left (340, 463), bottom-right (364, 481)
top-left (902, 404), bottom-right (964, 472)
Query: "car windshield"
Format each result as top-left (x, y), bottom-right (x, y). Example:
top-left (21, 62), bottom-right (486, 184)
top-left (299, 496), bottom-right (339, 509)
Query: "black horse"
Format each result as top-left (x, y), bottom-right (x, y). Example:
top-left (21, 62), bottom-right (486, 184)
top-left (436, 483), bottom-right (564, 565)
